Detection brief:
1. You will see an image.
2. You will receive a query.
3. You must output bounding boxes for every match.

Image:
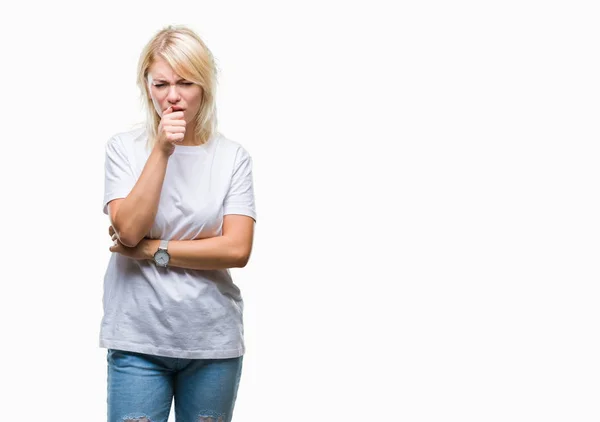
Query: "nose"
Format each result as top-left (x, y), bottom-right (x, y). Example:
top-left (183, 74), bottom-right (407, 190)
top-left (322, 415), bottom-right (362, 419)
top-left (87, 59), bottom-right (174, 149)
top-left (167, 84), bottom-right (181, 103)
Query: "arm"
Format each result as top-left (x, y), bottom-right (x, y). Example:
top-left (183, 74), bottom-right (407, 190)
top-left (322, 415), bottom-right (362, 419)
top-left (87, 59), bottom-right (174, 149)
top-left (125, 214), bottom-right (254, 270)
top-left (105, 108), bottom-right (184, 247)
top-left (153, 146), bottom-right (258, 270)
top-left (108, 147), bottom-right (169, 247)
top-left (109, 144), bottom-right (257, 269)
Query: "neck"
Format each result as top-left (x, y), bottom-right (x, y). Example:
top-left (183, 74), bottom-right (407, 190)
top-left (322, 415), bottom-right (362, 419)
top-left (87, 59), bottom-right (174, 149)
top-left (180, 125), bottom-right (204, 146)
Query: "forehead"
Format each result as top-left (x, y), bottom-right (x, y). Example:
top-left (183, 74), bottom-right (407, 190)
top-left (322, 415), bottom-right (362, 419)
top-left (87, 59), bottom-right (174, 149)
top-left (148, 58), bottom-right (182, 81)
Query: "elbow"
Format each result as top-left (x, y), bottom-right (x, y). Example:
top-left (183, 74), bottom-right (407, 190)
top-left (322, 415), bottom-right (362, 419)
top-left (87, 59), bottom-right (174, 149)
top-left (113, 219), bottom-right (146, 248)
top-left (117, 230), bottom-right (144, 248)
top-left (235, 250), bottom-right (251, 268)
top-left (110, 205), bottom-right (146, 248)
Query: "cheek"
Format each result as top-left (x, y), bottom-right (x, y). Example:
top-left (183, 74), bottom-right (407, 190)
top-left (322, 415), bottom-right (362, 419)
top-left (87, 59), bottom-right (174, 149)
top-left (190, 91), bottom-right (203, 110)
top-left (150, 88), bottom-right (163, 101)
top-left (149, 90), bottom-right (164, 113)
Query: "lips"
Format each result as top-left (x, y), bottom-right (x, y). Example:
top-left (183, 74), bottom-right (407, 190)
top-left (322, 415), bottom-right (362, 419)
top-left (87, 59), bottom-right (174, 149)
top-left (171, 106), bottom-right (185, 111)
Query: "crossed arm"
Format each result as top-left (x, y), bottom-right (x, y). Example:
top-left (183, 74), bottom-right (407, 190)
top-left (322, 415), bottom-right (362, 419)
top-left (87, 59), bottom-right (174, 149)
top-left (108, 210), bottom-right (254, 270)
top-left (107, 147), bottom-right (254, 270)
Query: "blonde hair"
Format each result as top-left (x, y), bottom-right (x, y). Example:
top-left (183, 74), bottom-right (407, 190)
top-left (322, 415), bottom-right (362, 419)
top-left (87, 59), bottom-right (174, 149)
top-left (136, 25), bottom-right (219, 149)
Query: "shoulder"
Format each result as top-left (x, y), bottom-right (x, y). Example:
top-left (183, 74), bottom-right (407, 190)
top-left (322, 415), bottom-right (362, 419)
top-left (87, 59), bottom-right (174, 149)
top-left (214, 133), bottom-right (252, 162)
top-left (105, 126), bottom-right (147, 155)
top-left (107, 126), bottom-right (146, 147)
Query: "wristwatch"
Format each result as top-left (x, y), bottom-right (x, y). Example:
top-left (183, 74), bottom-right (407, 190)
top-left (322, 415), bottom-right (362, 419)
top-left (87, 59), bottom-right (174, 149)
top-left (153, 240), bottom-right (170, 267)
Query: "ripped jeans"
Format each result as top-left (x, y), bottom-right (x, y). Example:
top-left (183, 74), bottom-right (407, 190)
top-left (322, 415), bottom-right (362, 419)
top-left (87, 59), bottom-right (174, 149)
top-left (107, 349), bottom-right (243, 422)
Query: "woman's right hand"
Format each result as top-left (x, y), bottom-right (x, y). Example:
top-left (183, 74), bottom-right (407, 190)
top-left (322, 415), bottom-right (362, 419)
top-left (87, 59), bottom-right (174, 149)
top-left (156, 105), bottom-right (186, 155)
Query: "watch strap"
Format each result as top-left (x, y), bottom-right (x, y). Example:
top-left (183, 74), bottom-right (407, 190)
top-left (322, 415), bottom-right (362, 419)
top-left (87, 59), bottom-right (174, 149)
top-left (159, 239), bottom-right (169, 251)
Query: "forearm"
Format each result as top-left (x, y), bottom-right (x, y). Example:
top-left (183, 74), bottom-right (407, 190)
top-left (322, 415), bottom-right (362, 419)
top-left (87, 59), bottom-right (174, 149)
top-left (114, 147), bottom-right (169, 246)
top-left (143, 236), bottom-right (248, 270)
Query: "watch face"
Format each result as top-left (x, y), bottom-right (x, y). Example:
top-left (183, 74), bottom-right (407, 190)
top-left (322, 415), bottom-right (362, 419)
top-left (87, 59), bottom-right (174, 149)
top-left (154, 250), bottom-right (170, 266)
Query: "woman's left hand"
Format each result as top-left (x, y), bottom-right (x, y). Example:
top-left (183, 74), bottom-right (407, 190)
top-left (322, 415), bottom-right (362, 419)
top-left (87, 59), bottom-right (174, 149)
top-left (109, 226), bottom-right (153, 260)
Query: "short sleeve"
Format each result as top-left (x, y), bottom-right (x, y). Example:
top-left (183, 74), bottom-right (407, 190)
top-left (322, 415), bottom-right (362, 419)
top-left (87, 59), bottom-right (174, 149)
top-left (223, 147), bottom-right (257, 222)
top-left (103, 136), bottom-right (136, 215)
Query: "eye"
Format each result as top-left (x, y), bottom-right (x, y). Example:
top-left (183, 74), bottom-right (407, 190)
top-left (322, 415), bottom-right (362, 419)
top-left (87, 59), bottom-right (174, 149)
top-left (180, 82), bottom-right (194, 86)
top-left (154, 84), bottom-right (166, 88)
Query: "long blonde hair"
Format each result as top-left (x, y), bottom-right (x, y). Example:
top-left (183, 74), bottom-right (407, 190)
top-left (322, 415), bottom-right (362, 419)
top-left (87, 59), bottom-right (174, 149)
top-left (136, 25), bottom-right (219, 149)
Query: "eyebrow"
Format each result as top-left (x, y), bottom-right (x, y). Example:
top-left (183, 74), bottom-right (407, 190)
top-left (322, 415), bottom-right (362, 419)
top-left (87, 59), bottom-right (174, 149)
top-left (152, 78), bottom-right (187, 83)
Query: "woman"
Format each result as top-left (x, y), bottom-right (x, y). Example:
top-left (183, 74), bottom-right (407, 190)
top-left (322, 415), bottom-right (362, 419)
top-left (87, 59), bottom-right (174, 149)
top-left (100, 25), bottom-right (256, 422)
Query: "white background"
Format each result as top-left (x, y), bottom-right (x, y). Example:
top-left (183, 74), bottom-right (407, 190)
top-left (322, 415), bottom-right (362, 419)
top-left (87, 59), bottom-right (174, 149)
top-left (0, 0), bottom-right (598, 421)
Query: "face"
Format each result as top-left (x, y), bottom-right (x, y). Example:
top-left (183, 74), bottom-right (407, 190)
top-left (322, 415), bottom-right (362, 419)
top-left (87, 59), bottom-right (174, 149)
top-left (147, 57), bottom-right (203, 125)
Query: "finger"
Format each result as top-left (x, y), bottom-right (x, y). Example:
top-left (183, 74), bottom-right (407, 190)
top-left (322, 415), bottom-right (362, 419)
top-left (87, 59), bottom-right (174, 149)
top-left (166, 117), bottom-right (186, 125)
top-left (163, 113), bottom-right (185, 123)
top-left (109, 226), bottom-right (115, 236)
top-left (164, 125), bottom-right (186, 133)
top-left (163, 105), bottom-right (173, 115)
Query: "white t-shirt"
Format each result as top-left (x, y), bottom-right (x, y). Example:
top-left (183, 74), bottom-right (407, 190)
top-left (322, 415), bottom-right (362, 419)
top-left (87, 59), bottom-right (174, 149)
top-left (99, 127), bottom-right (256, 359)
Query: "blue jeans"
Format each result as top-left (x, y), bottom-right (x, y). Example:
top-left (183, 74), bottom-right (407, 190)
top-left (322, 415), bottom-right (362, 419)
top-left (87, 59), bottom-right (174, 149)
top-left (107, 349), bottom-right (243, 422)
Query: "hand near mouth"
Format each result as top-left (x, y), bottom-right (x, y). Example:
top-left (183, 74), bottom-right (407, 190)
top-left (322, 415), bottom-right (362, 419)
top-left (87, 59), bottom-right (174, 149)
top-left (156, 105), bottom-right (187, 155)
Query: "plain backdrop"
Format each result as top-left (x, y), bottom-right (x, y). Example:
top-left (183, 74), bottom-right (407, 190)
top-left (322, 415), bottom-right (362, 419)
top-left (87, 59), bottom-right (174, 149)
top-left (0, 0), bottom-right (599, 421)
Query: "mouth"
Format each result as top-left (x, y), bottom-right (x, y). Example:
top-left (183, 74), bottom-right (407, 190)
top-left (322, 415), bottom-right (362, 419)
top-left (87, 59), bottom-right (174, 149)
top-left (172, 106), bottom-right (185, 112)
